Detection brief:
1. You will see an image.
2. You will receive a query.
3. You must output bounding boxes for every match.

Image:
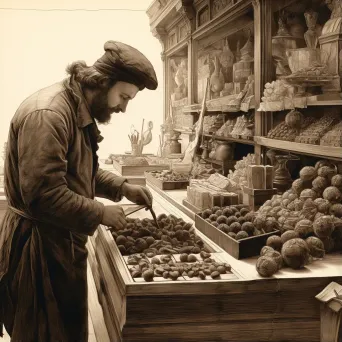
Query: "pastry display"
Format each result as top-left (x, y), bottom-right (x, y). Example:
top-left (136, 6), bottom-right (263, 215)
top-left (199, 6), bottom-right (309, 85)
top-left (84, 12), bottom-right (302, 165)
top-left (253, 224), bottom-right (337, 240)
top-left (215, 119), bottom-right (236, 137)
top-left (320, 121), bottom-right (342, 147)
top-left (267, 116), bottom-right (316, 141)
top-left (295, 112), bottom-right (341, 145)
top-left (203, 115), bottom-right (226, 134)
top-left (147, 170), bottom-right (189, 182)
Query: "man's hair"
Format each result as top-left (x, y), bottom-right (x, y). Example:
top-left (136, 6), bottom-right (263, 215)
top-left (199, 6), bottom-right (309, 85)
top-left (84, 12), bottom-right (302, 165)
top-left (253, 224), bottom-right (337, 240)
top-left (66, 61), bottom-right (116, 90)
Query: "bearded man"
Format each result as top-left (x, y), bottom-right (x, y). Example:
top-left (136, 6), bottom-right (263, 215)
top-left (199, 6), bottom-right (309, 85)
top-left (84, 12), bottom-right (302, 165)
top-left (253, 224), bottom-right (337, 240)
top-left (0, 41), bottom-right (158, 341)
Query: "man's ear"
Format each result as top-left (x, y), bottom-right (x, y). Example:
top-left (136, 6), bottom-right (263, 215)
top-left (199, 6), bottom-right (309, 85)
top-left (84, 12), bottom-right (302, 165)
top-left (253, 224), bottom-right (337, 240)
top-left (98, 79), bottom-right (111, 89)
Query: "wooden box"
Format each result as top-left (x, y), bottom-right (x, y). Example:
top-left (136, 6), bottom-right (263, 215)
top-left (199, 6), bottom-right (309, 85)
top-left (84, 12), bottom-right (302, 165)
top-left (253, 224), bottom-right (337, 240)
top-left (195, 214), bottom-right (280, 259)
top-left (242, 187), bottom-right (277, 211)
top-left (182, 198), bottom-right (202, 214)
top-left (145, 172), bottom-right (189, 190)
top-left (112, 159), bottom-right (169, 176)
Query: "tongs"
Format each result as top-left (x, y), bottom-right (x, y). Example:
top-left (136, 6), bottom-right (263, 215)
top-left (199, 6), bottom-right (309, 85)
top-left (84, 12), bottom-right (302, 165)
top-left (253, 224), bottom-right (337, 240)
top-left (148, 206), bottom-right (160, 229)
top-left (106, 204), bottom-right (160, 229)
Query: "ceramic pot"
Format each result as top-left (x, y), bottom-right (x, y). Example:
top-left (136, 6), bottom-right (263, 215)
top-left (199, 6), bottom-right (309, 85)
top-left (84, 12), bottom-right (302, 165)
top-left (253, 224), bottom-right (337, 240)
top-left (215, 142), bottom-right (233, 161)
top-left (170, 138), bottom-right (181, 154)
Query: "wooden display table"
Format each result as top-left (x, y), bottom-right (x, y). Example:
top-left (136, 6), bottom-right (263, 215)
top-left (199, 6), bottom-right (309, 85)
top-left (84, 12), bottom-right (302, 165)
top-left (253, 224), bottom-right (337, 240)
top-left (89, 190), bottom-right (342, 342)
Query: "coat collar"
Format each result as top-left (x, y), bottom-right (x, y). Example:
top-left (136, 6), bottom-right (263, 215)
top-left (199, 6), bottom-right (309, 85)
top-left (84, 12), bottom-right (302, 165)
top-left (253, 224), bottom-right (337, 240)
top-left (64, 76), bottom-right (104, 143)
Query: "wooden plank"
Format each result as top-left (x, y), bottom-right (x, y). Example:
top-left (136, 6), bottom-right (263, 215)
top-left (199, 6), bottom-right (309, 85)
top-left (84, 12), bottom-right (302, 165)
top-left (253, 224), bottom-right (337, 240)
top-left (254, 136), bottom-right (342, 161)
top-left (97, 288), bottom-right (123, 342)
top-left (122, 320), bottom-right (320, 342)
top-left (192, 0), bottom-right (253, 41)
top-left (88, 311), bottom-right (96, 342)
top-left (95, 239), bottom-right (127, 329)
top-left (203, 133), bottom-right (255, 145)
top-left (124, 290), bottom-right (322, 325)
top-left (87, 261), bottom-right (111, 342)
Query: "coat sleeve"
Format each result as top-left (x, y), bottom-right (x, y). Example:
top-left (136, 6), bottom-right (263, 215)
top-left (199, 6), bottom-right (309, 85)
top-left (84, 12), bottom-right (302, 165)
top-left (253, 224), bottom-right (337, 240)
top-left (18, 109), bottom-right (104, 235)
top-left (95, 168), bottom-right (127, 202)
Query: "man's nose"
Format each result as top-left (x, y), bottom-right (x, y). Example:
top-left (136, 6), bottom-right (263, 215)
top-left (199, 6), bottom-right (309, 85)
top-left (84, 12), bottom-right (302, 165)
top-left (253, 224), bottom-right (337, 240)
top-left (121, 101), bottom-right (128, 113)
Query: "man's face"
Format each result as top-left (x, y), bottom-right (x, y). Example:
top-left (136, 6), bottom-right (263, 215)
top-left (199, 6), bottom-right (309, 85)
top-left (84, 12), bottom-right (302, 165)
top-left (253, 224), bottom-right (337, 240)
top-left (91, 81), bottom-right (139, 124)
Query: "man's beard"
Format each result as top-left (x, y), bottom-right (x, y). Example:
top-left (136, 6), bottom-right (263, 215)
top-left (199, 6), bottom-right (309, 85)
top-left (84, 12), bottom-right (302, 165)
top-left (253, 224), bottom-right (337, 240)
top-left (90, 90), bottom-right (120, 124)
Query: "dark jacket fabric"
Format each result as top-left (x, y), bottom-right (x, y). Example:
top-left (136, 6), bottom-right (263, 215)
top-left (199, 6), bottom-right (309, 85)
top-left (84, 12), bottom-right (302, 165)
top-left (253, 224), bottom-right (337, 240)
top-left (0, 76), bottom-right (126, 341)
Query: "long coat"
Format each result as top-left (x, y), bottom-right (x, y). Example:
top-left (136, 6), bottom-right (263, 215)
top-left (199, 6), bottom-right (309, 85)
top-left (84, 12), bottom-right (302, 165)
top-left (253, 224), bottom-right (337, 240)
top-left (0, 76), bottom-right (126, 341)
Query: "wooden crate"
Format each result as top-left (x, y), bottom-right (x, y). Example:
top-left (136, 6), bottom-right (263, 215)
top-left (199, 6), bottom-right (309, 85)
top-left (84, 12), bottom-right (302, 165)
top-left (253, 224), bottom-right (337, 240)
top-left (145, 172), bottom-right (189, 190)
top-left (242, 187), bottom-right (277, 211)
top-left (195, 214), bottom-right (280, 259)
top-left (112, 160), bottom-right (169, 176)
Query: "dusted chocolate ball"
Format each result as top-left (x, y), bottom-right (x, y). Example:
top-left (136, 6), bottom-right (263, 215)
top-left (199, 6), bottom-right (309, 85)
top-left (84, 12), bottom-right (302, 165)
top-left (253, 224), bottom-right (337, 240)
top-left (313, 215), bottom-right (335, 238)
top-left (218, 223), bottom-right (229, 233)
top-left (260, 246), bottom-right (274, 256)
top-left (236, 231), bottom-right (249, 240)
top-left (305, 236), bottom-right (325, 259)
top-left (264, 250), bottom-right (283, 270)
top-left (281, 230), bottom-right (299, 244)
top-left (241, 222), bottom-right (255, 235)
top-left (256, 256), bottom-right (278, 277)
top-left (142, 269), bottom-right (154, 282)
top-left (209, 214), bottom-right (218, 222)
top-left (266, 235), bottom-right (282, 251)
top-left (217, 215), bottom-right (228, 224)
top-left (202, 209), bottom-right (212, 219)
top-left (294, 219), bottom-right (313, 238)
top-left (222, 207), bottom-right (234, 217)
top-left (230, 222), bottom-right (242, 233)
top-left (281, 238), bottom-right (310, 269)
top-left (226, 216), bottom-right (238, 225)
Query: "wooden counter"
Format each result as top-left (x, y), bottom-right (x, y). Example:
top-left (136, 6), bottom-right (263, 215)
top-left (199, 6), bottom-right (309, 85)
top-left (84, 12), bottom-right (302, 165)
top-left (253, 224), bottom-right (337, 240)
top-left (89, 189), bottom-right (342, 342)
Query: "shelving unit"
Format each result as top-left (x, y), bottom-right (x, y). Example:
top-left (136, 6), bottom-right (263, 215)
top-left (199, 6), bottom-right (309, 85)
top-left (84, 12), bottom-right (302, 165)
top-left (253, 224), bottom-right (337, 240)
top-left (147, 0), bottom-right (342, 170)
top-left (203, 133), bottom-right (255, 145)
top-left (254, 137), bottom-right (342, 161)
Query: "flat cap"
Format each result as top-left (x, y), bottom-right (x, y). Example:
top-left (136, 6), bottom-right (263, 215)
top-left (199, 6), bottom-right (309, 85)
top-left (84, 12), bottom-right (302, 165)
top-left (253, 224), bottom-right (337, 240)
top-left (93, 41), bottom-right (158, 90)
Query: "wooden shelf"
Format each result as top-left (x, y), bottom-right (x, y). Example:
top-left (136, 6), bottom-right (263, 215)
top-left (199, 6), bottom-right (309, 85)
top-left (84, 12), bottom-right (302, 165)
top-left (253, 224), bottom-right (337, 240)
top-left (183, 95), bottom-right (255, 114)
top-left (201, 157), bottom-right (222, 165)
top-left (173, 128), bottom-right (193, 135)
top-left (258, 95), bottom-right (342, 112)
top-left (306, 97), bottom-right (342, 107)
top-left (254, 137), bottom-right (342, 161)
top-left (202, 133), bottom-right (255, 146)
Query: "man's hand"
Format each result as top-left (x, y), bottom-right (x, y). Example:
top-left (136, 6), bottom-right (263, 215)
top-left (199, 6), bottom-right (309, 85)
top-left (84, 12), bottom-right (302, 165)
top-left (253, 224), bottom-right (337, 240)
top-left (122, 183), bottom-right (153, 207)
top-left (102, 205), bottom-right (126, 230)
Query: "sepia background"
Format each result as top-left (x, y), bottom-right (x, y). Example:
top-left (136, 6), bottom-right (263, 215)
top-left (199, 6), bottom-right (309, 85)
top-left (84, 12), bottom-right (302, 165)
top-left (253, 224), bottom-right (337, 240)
top-left (0, 0), bottom-right (163, 158)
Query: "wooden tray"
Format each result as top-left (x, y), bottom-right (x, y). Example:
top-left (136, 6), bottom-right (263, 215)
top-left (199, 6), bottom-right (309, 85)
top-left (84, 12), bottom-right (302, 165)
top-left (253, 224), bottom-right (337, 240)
top-left (145, 172), bottom-right (189, 190)
top-left (195, 214), bottom-right (280, 259)
top-left (112, 160), bottom-right (169, 176)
